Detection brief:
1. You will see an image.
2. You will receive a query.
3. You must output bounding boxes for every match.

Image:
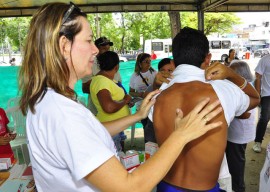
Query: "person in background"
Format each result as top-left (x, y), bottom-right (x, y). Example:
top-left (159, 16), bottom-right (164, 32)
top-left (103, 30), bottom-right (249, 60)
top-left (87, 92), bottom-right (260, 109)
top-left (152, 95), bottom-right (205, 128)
top-left (224, 49), bottom-right (239, 66)
top-left (9, 58), bottom-right (16, 66)
top-left (18, 3), bottom-right (223, 191)
top-left (158, 58), bottom-right (175, 74)
top-left (90, 51), bottom-right (132, 152)
top-left (151, 50), bottom-right (157, 60)
top-left (253, 54), bottom-right (270, 153)
top-left (144, 58), bottom-right (175, 143)
top-left (226, 60), bottom-right (256, 192)
top-left (0, 108), bottom-right (16, 153)
top-left (150, 27), bottom-right (260, 192)
top-left (81, 36), bottom-right (121, 115)
top-left (129, 53), bottom-right (157, 133)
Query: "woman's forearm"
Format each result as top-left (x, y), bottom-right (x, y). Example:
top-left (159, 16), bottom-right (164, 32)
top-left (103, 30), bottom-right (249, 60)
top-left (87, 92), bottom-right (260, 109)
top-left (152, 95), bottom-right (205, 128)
top-left (103, 113), bottom-right (142, 136)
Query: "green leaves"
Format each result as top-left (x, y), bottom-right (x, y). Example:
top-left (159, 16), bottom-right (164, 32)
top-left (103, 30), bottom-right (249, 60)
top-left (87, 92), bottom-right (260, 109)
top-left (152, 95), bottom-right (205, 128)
top-left (1, 12), bottom-right (241, 54)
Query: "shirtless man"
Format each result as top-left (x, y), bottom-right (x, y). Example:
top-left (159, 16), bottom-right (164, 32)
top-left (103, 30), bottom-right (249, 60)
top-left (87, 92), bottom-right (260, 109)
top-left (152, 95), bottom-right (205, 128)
top-left (152, 27), bottom-right (260, 191)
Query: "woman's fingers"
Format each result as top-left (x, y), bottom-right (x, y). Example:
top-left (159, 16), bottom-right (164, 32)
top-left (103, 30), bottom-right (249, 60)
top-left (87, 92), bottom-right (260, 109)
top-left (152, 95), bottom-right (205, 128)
top-left (198, 99), bottom-right (221, 120)
top-left (189, 97), bottom-right (211, 114)
top-left (174, 99), bottom-right (223, 143)
top-left (203, 121), bottom-right (223, 133)
top-left (137, 89), bottom-right (160, 119)
top-left (141, 89), bottom-right (160, 106)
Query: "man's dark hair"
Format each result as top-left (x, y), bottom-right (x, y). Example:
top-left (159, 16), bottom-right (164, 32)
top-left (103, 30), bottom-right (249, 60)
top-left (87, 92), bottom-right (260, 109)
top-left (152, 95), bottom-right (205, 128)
top-left (172, 27), bottom-right (209, 68)
top-left (97, 51), bottom-right (119, 71)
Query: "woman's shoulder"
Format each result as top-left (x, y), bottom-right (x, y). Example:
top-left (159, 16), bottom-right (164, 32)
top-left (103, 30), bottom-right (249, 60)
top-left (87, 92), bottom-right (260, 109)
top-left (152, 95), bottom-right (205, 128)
top-left (130, 72), bottom-right (139, 79)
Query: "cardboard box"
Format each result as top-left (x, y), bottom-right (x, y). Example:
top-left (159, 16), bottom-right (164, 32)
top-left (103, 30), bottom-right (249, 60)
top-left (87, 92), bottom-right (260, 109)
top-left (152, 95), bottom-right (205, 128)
top-left (145, 142), bottom-right (159, 160)
top-left (0, 153), bottom-right (15, 165)
top-left (21, 166), bottom-right (33, 180)
top-left (120, 150), bottom-right (140, 171)
top-left (0, 158), bottom-right (10, 170)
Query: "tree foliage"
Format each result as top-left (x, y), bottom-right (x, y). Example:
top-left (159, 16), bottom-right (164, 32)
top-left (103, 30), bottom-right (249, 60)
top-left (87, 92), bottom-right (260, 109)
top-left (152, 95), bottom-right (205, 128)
top-left (1, 12), bottom-right (241, 53)
top-left (180, 12), bottom-right (241, 35)
top-left (0, 17), bottom-right (30, 53)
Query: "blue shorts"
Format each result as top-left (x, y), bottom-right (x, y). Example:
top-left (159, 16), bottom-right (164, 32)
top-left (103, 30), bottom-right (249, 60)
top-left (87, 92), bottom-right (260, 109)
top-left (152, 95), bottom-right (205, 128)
top-left (157, 181), bottom-right (226, 192)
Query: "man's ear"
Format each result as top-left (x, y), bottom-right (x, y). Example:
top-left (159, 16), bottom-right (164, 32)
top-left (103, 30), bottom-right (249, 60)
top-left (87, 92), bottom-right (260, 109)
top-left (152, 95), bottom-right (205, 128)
top-left (205, 53), bottom-right (212, 66)
top-left (59, 36), bottom-right (71, 60)
top-left (115, 64), bottom-right (119, 72)
top-left (201, 53), bottom-right (212, 69)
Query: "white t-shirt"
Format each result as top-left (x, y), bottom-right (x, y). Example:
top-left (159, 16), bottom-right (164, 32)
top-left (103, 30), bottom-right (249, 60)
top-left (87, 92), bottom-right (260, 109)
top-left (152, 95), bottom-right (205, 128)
top-left (227, 108), bottom-right (256, 144)
top-left (255, 54), bottom-right (270, 97)
top-left (26, 88), bottom-right (117, 192)
top-left (129, 70), bottom-right (157, 108)
top-left (149, 64), bottom-right (250, 126)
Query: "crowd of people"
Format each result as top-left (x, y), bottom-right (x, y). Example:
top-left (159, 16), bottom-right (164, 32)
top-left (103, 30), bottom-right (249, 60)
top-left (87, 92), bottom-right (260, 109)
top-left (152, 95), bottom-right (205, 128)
top-left (1, 1), bottom-right (268, 192)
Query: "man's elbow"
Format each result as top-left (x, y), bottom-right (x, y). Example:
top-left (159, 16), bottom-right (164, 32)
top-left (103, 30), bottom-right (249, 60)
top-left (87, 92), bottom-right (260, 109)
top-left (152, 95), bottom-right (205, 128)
top-left (249, 98), bottom-right (260, 110)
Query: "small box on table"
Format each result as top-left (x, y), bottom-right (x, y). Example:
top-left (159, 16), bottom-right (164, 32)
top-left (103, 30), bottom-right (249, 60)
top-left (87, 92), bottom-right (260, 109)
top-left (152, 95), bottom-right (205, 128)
top-left (120, 150), bottom-right (140, 171)
top-left (0, 153), bottom-right (15, 170)
top-left (145, 142), bottom-right (159, 160)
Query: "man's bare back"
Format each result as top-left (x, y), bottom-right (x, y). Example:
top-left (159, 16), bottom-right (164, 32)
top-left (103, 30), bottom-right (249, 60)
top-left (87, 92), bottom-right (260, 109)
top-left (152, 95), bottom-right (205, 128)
top-left (153, 81), bottom-right (227, 190)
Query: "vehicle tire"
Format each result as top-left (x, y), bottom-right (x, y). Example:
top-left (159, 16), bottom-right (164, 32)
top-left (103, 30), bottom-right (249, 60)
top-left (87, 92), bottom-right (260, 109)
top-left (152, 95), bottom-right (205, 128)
top-left (221, 54), bottom-right (228, 62)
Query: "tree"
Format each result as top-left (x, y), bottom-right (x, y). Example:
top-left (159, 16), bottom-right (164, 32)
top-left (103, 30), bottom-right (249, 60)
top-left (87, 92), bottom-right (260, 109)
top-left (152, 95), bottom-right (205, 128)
top-left (0, 17), bottom-right (30, 54)
top-left (180, 12), bottom-right (241, 35)
top-left (0, 12), bottom-right (241, 54)
top-left (168, 11), bottom-right (181, 38)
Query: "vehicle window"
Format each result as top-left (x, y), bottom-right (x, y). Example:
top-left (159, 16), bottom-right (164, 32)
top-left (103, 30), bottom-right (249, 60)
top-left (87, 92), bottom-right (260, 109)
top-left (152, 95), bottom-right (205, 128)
top-left (164, 45), bottom-right (173, 53)
top-left (152, 42), bottom-right (163, 51)
top-left (222, 41), bottom-right (231, 49)
top-left (211, 41), bottom-right (221, 49)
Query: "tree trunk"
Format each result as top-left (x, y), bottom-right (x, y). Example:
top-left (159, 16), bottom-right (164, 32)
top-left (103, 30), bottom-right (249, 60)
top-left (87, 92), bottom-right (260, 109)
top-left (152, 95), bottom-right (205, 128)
top-left (168, 11), bottom-right (181, 39)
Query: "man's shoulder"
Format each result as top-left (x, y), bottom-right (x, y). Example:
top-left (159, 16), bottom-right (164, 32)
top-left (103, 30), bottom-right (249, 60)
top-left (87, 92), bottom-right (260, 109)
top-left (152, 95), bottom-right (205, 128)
top-left (159, 81), bottom-right (214, 100)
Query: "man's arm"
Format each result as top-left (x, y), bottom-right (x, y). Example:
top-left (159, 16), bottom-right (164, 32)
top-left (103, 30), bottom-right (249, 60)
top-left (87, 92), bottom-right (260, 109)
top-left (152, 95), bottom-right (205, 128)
top-left (254, 72), bottom-right (262, 95)
top-left (205, 62), bottom-right (260, 111)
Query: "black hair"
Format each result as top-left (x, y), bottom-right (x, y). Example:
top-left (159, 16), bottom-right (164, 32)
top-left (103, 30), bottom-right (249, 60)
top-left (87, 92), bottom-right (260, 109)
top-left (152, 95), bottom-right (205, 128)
top-left (158, 58), bottom-right (172, 71)
top-left (135, 53), bottom-right (155, 74)
top-left (97, 51), bottom-right (119, 71)
top-left (229, 49), bottom-right (235, 54)
top-left (139, 53), bottom-right (151, 63)
top-left (172, 27), bottom-right (209, 68)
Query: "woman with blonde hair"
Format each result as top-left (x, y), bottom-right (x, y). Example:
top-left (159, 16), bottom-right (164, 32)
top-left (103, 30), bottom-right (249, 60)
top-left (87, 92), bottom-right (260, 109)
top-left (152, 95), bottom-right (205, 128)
top-left (19, 2), bottom-right (222, 191)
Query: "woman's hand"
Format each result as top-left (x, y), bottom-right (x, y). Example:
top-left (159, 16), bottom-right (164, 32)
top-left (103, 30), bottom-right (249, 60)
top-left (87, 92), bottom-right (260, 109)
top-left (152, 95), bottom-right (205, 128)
top-left (9, 132), bottom-right (17, 140)
top-left (0, 135), bottom-right (12, 145)
top-left (136, 89), bottom-right (160, 119)
top-left (123, 94), bottom-right (132, 104)
top-left (174, 98), bottom-right (223, 143)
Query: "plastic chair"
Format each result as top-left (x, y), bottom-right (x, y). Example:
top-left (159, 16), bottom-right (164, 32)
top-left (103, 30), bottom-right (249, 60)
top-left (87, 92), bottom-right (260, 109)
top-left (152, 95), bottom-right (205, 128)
top-left (130, 123), bottom-right (136, 147)
top-left (5, 106), bottom-right (27, 164)
top-left (77, 95), bottom-right (88, 107)
top-left (7, 96), bottom-right (21, 108)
